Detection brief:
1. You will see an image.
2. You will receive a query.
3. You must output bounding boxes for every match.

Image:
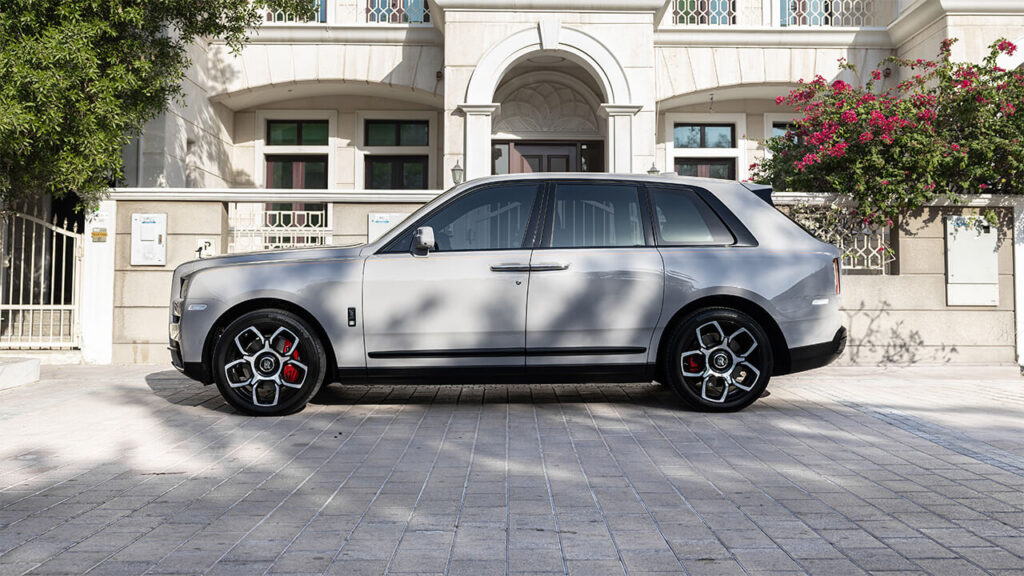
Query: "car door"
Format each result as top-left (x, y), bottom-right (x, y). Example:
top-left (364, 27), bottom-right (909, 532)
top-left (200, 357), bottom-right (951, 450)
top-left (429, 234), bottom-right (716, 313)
top-left (525, 180), bottom-right (665, 372)
top-left (362, 182), bottom-right (541, 370)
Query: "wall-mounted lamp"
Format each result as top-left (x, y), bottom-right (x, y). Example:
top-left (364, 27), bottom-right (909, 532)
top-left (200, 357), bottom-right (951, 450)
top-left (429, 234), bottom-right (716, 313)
top-left (451, 159), bottom-right (465, 185)
top-left (648, 162), bottom-right (660, 175)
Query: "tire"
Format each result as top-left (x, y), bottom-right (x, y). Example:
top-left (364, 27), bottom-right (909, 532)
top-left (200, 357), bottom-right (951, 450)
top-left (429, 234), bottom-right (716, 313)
top-left (213, 309), bottom-right (327, 416)
top-left (663, 307), bottom-right (773, 412)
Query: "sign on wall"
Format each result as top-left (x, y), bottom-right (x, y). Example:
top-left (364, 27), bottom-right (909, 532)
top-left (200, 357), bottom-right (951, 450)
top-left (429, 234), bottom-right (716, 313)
top-left (368, 213), bottom-right (411, 244)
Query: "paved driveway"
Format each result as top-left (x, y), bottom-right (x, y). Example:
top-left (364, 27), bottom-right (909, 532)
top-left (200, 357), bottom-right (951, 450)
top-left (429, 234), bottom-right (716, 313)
top-left (0, 365), bottom-right (1022, 576)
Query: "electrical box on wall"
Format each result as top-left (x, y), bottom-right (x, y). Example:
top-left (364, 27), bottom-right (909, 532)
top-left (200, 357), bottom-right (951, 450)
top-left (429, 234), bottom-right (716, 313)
top-left (130, 213), bottom-right (167, 266)
top-left (945, 215), bottom-right (998, 306)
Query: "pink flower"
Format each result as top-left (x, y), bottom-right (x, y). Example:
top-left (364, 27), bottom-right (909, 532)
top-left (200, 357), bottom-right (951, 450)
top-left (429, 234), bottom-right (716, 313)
top-left (1002, 102), bottom-right (1016, 116)
top-left (980, 183), bottom-right (989, 190)
top-left (775, 96), bottom-right (784, 105)
top-left (998, 40), bottom-right (1018, 56)
top-left (881, 180), bottom-right (890, 186)
top-left (871, 69), bottom-right (883, 81)
top-left (859, 132), bottom-right (874, 143)
top-left (841, 110), bottom-right (858, 123)
top-left (951, 143), bottom-right (960, 151)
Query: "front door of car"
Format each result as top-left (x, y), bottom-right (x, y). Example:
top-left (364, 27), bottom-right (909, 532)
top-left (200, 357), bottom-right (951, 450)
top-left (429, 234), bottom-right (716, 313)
top-left (362, 182), bottom-right (541, 371)
top-left (525, 181), bottom-right (665, 371)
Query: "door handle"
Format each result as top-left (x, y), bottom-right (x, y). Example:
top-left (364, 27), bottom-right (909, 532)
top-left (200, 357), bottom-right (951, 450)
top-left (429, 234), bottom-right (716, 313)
top-left (490, 263), bottom-right (532, 272)
top-left (531, 262), bottom-right (570, 272)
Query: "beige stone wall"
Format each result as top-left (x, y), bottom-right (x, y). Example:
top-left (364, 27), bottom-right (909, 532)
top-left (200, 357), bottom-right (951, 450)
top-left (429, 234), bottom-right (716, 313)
top-left (112, 202), bottom-right (228, 364)
top-left (840, 206), bottom-right (1015, 365)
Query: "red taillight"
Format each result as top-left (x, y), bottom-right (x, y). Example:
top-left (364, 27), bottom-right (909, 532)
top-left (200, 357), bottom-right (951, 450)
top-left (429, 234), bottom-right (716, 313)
top-left (833, 258), bottom-right (841, 295)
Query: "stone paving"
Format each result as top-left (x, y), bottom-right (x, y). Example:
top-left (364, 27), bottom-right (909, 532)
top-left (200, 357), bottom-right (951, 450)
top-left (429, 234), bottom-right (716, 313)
top-left (0, 365), bottom-right (1022, 576)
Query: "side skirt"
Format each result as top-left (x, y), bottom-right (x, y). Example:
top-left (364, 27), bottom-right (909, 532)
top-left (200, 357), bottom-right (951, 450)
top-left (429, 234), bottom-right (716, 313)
top-left (334, 364), bottom-right (655, 386)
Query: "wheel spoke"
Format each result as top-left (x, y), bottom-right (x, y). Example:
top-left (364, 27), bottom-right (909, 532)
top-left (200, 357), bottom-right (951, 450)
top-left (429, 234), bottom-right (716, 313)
top-left (280, 360), bottom-right (308, 389)
top-left (700, 375), bottom-right (729, 403)
top-left (726, 327), bottom-right (757, 358)
top-left (234, 326), bottom-right (265, 356)
top-left (680, 350), bottom-right (707, 377)
top-left (269, 327), bottom-right (301, 357)
top-left (731, 361), bottom-right (760, 392)
top-left (224, 358), bottom-right (252, 388)
top-left (696, 321), bottom-right (725, 349)
top-left (251, 379), bottom-right (280, 407)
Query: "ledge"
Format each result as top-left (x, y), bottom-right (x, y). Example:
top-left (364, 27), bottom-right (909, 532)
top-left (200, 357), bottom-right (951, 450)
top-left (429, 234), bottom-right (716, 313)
top-left (655, 27), bottom-right (893, 49)
top-left (108, 188), bottom-right (444, 203)
top-left (211, 24), bottom-right (442, 45)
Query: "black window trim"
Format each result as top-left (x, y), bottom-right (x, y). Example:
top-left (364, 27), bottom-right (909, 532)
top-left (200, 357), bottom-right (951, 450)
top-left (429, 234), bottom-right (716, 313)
top-left (266, 119), bottom-right (329, 146)
top-left (673, 122), bottom-right (737, 149)
top-left (534, 179), bottom-right (655, 250)
top-left (364, 119), bottom-right (430, 147)
top-left (377, 181), bottom-right (546, 255)
top-left (672, 157), bottom-right (738, 180)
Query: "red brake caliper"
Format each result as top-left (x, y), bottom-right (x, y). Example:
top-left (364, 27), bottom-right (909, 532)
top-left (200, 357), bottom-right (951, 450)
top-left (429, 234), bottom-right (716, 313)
top-left (281, 339), bottom-right (301, 384)
top-left (687, 356), bottom-right (702, 371)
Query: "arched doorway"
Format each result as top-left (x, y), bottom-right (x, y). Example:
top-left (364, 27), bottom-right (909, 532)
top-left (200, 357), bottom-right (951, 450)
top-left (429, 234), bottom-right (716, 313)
top-left (491, 68), bottom-right (605, 174)
top-left (459, 23), bottom-right (641, 179)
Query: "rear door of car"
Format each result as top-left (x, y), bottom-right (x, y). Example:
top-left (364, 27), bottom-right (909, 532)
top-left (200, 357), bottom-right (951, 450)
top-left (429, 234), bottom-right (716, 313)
top-left (524, 179), bottom-right (665, 376)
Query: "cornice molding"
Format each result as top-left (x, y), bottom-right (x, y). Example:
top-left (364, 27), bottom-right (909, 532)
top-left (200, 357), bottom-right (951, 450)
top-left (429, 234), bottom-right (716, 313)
top-left (655, 27), bottom-right (893, 49)
top-left (108, 188), bottom-right (443, 203)
top-left (211, 24), bottom-right (442, 46)
top-left (888, 0), bottom-right (1024, 46)
top-left (433, 0), bottom-right (663, 11)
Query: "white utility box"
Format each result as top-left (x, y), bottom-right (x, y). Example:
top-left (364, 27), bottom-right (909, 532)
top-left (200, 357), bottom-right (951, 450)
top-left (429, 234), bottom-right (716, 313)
top-left (368, 212), bottom-right (411, 243)
top-left (945, 215), bottom-right (998, 306)
top-left (130, 213), bottom-right (167, 266)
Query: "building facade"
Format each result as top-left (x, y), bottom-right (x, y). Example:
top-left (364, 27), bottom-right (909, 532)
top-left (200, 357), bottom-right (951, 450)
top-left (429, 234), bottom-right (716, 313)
top-left (5, 0), bottom-right (1024, 365)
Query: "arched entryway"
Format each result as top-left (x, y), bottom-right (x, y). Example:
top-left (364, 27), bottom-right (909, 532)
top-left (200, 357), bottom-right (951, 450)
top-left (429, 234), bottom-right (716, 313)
top-left (491, 68), bottom-right (605, 174)
top-left (459, 23), bottom-right (641, 179)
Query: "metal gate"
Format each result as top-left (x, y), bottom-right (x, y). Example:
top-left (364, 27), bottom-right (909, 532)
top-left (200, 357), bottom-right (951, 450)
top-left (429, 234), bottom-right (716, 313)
top-left (0, 208), bottom-right (83, 349)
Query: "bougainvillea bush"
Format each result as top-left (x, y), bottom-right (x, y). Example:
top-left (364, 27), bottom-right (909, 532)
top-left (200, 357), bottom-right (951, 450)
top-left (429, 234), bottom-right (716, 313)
top-left (752, 38), bottom-right (1024, 227)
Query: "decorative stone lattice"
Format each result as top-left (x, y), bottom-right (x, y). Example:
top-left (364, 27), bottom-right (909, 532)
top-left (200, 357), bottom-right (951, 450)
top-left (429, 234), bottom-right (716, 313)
top-left (673, 0), bottom-right (736, 26)
top-left (266, 0), bottom-right (326, 23)
top-left (493, 82), bottom-right (600, 136)
top-left (781, 0), bottom-right (875, 27)
top-left (366, 0), bottom-right (431, 24)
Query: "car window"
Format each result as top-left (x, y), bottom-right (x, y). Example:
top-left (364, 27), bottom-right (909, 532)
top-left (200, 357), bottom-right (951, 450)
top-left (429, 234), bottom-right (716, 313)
top-left (416, 183), bottom-right (538, 252)
top-left (649, 187), bottom-right (733, 245)
top-left (549, 183), bottom-right (645, 248)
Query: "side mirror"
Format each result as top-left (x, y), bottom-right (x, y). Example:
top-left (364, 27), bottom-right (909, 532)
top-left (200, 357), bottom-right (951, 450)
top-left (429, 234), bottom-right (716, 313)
top-left (412, 226), bottom-right (435, 255)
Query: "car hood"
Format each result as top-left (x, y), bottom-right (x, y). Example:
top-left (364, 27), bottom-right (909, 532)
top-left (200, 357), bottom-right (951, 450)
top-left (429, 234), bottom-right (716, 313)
top-left (173, 244), bottom-right (365, 282)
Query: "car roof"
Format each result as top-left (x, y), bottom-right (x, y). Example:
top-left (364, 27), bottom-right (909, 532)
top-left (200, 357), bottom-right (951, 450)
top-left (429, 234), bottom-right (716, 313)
top-left (463, 172), bottom-right (741, 191)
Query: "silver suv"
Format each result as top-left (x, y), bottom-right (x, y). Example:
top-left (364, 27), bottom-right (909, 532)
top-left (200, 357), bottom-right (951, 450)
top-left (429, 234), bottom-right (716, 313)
top-left (169, 174), bottom-right (846, 415)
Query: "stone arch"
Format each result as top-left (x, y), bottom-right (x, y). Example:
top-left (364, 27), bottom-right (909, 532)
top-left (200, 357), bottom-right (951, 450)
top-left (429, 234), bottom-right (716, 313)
top-left (464, 25), bottom-right (632, 106)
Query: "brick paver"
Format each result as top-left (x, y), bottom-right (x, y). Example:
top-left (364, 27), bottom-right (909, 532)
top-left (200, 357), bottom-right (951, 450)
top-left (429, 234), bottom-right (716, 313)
top-left (0, 364), bottom-right (1022, 575)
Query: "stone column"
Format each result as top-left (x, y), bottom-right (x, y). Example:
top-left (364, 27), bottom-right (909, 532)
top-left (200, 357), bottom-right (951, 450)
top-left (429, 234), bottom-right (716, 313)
top-left (601, 104), bottom-right (643, 173)
top-left (458, 104), bottom-right (499, 181)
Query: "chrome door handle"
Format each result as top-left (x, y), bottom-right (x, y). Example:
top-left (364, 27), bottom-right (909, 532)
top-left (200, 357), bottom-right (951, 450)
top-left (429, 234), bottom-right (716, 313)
top-left (531, 262), bottom-right (570, 271)
top-left (490, 263), bottom-right (532, 272)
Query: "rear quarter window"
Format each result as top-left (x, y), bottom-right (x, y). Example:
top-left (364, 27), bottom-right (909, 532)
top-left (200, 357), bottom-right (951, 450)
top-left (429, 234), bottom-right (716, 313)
top-left (649, 187), bottom-right (734, 246)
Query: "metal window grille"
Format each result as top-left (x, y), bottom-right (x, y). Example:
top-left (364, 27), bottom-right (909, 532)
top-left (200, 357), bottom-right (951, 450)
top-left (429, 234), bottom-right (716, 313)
top-left (266, 0), bottom-right (327, 23)
top-left (674, 0), bottom-right (736, 25)
top-left (0, 207), bottom-right (82, 349)
top-left (367, 0), bottom-right (431, 24)
top-left (228, 205), bottom-right (332, 253)
top-left (780, 0), bottom-right (875, 27)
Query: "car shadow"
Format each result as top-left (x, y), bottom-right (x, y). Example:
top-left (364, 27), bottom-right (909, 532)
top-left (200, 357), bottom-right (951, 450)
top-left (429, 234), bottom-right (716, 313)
top-left (143, 369), bottom-right (684, 413)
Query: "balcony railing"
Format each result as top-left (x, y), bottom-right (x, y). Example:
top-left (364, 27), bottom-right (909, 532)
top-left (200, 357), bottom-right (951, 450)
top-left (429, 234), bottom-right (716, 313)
top-left (264, 0), bottom-right (327, 23)
top-left (367, 0), bottom-right (431, 24)
top-left (670, 0), bottom-right (890, 27)
top-left (674, 1), bottom-right (737, 26)
top-left (228, 204), bottom-right (332, 253)
top-left (780, 0), bottom-right (875, 27)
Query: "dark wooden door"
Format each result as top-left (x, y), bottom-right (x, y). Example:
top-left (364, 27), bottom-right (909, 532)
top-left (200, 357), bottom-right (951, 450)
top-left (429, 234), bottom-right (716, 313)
top-left (510, 144), bottom-right (579, 173)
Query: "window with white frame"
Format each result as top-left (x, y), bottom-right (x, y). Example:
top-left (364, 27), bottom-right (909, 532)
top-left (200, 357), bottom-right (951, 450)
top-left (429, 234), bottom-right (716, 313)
top-left (665, 113), bottom-right (746, 181)
top-left (357, 112), bottom-right (436, 190)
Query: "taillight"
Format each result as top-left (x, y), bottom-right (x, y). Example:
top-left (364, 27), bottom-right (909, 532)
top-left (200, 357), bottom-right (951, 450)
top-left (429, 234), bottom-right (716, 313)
top-left (833, 258), bottom-right (841, 295)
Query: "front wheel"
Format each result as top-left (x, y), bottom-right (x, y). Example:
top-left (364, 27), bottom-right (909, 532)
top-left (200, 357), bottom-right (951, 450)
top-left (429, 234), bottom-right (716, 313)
top-left (664, 307), bottom-right (773, 412)
top-left (213, 309), bottom-right (327, 416)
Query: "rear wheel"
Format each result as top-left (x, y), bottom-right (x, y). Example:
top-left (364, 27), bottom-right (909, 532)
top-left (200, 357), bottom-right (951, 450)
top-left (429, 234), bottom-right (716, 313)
top-left (213, 309), bottom-right (327, 416)
top-left (664, 307), bottom-right (773, 412)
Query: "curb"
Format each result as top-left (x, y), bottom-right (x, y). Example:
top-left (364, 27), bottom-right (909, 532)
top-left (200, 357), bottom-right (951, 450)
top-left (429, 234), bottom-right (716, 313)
top-left (0, 358), bottom-right (42, 391)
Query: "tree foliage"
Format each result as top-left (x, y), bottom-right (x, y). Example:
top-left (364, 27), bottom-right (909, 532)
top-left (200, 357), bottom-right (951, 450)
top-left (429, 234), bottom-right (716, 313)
top-left (0, 0), bottom-right (314, 209)
top-left (753, 38), bottom-right (1024, 226)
